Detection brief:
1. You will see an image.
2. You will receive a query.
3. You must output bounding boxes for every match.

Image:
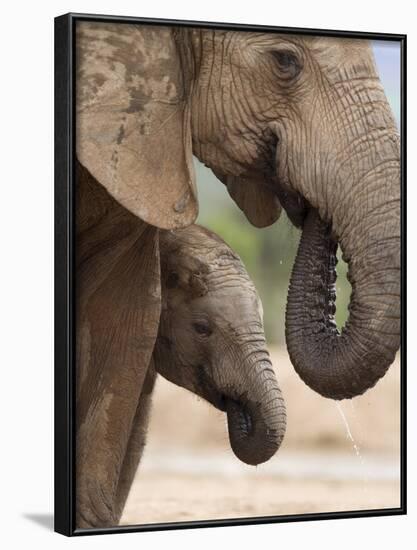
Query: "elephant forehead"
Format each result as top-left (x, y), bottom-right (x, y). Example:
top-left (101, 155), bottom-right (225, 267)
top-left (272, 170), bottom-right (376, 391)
top-left (204, 278), bottom-right (262, 319)
top-left (306, 36), bottom-right (377, 81)
top-left (217, 295), bottom-right (265, 332)
top-left (309, 35), bottom-right (372, 58)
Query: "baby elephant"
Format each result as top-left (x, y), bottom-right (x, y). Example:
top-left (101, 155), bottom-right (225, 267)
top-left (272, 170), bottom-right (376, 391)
top-left (156, 224), bottom-right (286, 466)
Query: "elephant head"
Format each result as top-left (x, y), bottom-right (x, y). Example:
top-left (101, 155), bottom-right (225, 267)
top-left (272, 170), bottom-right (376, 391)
top-left (154, 225), bottom-right (286, 466)
top-left (77, 23), bottom-right (400, 405)
top-left (187, 32), bottom-right (401, 400)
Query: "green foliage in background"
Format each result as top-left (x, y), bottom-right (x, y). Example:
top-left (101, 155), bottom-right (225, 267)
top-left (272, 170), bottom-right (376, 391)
top-left (194, 160), bottom-right (351, 345)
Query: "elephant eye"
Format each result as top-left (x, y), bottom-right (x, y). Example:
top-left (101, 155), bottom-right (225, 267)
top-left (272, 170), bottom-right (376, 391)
top-left (272, 49), bottom-right (302, 80)
top-left (192, 321), bottom-right (212, 337)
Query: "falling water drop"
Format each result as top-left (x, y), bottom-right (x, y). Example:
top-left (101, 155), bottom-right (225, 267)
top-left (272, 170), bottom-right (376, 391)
top-left (335, 402), bottom-right (361, 459)
top-left (335, 402), bottom-right (372, 502)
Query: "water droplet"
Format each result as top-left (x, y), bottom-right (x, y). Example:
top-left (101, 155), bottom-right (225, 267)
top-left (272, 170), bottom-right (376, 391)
top-left (335, 402), bottom-right (371, 500)
top-left (336, 402), bottom-right (360, 457)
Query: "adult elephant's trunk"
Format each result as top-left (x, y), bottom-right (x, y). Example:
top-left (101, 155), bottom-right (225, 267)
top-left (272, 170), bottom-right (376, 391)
top-left (221, 347), bottom-right (286, 465)
top-left (285, 163), bottom-right (401, 399)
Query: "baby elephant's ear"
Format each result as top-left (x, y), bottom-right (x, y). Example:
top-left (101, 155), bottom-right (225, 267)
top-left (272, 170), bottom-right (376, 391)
top-left (76, 22), bottom-right (198, 229)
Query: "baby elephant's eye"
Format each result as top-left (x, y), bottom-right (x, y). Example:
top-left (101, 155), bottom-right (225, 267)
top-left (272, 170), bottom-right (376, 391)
top-left (192, 321), bottom-right (212, 337)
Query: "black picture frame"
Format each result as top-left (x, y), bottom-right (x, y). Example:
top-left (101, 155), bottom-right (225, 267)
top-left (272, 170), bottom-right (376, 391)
top-left (54, 12), bottom-right (407, 537)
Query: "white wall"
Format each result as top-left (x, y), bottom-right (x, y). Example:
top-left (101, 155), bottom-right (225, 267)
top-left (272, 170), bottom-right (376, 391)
top-left (1, 1), bottom-right (413, 549)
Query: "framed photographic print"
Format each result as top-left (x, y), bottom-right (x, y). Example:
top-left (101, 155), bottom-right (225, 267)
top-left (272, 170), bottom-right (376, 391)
top-left (54, 12), bottom-right (406, 536)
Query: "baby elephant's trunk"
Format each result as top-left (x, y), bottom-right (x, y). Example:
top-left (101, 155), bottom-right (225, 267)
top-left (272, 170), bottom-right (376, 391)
top-left (222, 349), bottom-right (286, 466)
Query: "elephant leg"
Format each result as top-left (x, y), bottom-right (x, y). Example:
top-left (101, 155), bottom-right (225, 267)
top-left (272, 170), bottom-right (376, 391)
top-left (114, 361), bottom-right (157, 522)
top-left (75, 168), bottom-right (161, 528)
top-left (76, 228), bottom-right (160, 528)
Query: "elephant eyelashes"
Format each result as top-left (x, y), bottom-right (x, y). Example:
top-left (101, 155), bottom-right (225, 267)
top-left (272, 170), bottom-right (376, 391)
top-left (271, 49), bottom-right (302, 80)
top-left (192, 321), bottom-right (213, 337)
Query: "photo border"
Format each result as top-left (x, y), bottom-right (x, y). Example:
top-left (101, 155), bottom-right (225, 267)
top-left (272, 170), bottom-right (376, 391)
top-left (54, 12), bottom-right (407, 537)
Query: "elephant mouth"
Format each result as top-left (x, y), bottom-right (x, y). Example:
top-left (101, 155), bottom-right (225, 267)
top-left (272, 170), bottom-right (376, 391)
top-left (225, 398), bottom-right (254, 436)
top-left (214, 157), bottom-right (308, 229)
top-left (274, 181), bottom-right (309, 227)
top-left (206, 389), bottom-right (254, 438)
top-left (194, 366), bottom-right (228, 411)
top-left (207, 389), bottom-right (255, 438)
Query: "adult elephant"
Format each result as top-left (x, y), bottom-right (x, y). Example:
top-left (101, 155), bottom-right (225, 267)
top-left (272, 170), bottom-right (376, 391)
top-left (76, 22), bottom-right (400, 527)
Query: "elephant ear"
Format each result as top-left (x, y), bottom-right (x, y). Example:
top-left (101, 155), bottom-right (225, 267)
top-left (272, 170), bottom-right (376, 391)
top-left (76, 22), bottom-right (197, 229)
top-left (223, 175), bottom-right (282, 228)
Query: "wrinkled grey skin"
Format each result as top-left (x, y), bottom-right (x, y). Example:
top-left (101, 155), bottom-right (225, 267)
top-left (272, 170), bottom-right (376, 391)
top-left (186, 32), bottom-right (400, 400)
top-left (76, 24), bottom-right (400, 528)
top-left (155, 225), bottom-right (286, 466)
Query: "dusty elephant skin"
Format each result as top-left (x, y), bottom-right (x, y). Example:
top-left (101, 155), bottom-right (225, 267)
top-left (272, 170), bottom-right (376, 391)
top-left (76, 162), bottom-right (160, 528)
top-left (155, 225), bottom-right (286, 466)
top-left (76, 22), bottom-right (400, 528)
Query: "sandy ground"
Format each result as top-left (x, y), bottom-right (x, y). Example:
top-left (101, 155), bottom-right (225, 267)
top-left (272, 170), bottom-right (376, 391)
top-left (121, 349), bottom-right (401, 525)
top-left (121, 473), bottom-right (399, 525)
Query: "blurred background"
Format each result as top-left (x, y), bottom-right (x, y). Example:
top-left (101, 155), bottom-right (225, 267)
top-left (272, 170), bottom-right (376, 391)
top-left (122, 40), bottom-right (401, 526)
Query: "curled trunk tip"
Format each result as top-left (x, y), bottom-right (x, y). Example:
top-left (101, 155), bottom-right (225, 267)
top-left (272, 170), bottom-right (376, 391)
top-left (285, 208), bottom-right (400, 400)
top-left (224, 359), bottom-right (286, 465)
